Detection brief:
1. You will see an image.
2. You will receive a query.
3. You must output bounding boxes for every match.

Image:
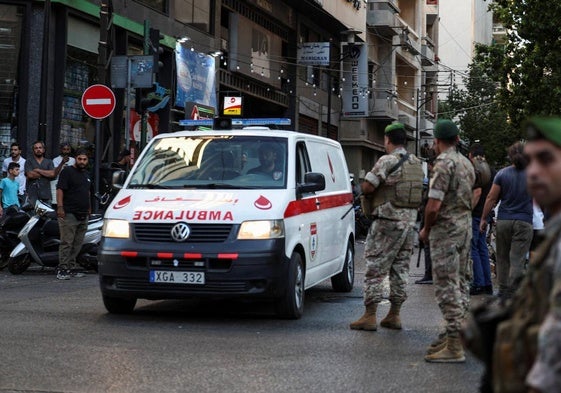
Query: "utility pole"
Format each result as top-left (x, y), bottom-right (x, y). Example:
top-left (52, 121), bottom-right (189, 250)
top-left (140, 20), bottom-right (150, 152)
top-left (98, 0), bottom-right (113, 85)
top-left (95, 0), bottom-right (113, 213)
top-left (38, 0), bottom-right (51, 142)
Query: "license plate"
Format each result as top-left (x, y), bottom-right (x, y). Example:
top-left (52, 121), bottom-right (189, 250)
top-left (149, 270), bottom-right (205, 285)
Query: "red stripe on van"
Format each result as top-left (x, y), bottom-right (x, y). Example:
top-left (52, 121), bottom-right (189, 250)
top-left (157, 252), bottom-right (173, 259)
top-left (283, 192), bottom-right (353, 218)
top-left (121, 251), bottom-right (138, 258)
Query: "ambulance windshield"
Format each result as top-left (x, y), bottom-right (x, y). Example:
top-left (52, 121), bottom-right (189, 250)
top-left (127, 136), bottom-right (287, 189)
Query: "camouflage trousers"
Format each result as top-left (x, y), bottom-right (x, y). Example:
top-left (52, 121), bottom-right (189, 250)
top-left (429, 215), bottom-right (472, 336)
top-left (363, 217), bottom-right (415, 306)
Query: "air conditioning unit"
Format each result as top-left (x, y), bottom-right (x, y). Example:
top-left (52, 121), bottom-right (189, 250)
top-left (221, 38), bottom-right (228, 51)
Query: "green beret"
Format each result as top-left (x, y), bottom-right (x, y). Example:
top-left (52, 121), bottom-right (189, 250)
top-left (525, 117), bottom-right (561, 148)
top-left (434, 119), bottom-right (459, 139)
top-left (385, 122), bottom-right (405, 134)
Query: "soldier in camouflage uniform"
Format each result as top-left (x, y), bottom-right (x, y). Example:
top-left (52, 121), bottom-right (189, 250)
top-left (350, 122), bottom-right (422, 331)
top-left (493, 117), bottom-right (561, 393)
top-left (419, 119), bottom-right (475, 363)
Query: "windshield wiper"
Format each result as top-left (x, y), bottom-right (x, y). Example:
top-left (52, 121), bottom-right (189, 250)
top-left (128, 183), bottom-right (170, 189)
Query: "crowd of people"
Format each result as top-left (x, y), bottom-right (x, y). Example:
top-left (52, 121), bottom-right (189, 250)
top-left (1, 141), bottom-right (130, 280)
top-left (356, 117), bottom-right (561, 391)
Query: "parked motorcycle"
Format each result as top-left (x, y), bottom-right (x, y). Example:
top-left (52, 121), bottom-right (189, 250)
top-left (0, 205), bottom-right (31, 270)
top-left (7, 201), bottom-right (103, 275)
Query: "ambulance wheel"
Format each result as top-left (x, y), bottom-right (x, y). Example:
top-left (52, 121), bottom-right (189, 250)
top-left (331, 240), bottom-right (354, 292)
top-left (103, 295), bottom-right (137, 314)
top-left (7, 254), bottom-right (31, 275)
top-left (275, 252), bottom-right (304, 319)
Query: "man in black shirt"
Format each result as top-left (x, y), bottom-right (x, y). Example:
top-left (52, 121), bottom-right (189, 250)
top-left (55, 149), bottom-right (91, 280)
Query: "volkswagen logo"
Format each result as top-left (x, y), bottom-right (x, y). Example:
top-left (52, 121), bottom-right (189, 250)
top-left (171, 222), bottom-right (191, 242)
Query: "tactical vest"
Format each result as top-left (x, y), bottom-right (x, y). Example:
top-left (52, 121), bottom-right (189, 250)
top-left (371, 153), bottom-right (424, 210)
top-left (492, 224), bottom-right (561, 393)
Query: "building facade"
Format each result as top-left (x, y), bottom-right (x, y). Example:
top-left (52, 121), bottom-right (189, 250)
top-left (0, 0), bottom-right (438, 181)
top-left (438, 0), bottom-right (493, 95)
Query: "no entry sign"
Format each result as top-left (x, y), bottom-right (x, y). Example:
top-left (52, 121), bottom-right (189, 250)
top-left (81, 84), bottom-right (116, 119)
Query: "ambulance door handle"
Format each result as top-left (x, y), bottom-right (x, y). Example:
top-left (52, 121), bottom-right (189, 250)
top-left (315, 198), bottom-right (320, 208)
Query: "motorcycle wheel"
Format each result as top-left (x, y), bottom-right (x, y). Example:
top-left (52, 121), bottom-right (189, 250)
top-left (0, 251), bottom-right (9, 270)
top-left (8, 254), bottom-right (32, 275)
top-left (77, 244), bottom-right (98, 272)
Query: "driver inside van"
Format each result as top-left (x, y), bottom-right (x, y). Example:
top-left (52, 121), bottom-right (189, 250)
top-left (248, 143), bottom-right (283, 180)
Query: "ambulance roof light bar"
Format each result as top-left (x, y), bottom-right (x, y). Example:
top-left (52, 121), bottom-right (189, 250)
top-left (179, 118), bottom-right (292, 128)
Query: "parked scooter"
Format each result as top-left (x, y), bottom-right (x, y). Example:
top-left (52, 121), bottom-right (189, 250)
top-left (7, 201), bottom-right (103, 275)
top-left (0, 205), bottom-right (32, 270)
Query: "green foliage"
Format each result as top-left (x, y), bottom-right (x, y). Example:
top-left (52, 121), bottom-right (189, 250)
top-left (489, 0), bottom-right (561, 126)
top-left (440, 45), bottom-right (518, 167)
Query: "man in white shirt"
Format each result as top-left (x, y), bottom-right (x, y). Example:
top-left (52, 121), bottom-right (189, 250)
top-left (2, 142), bottom-right (26, 201)
top-left (51, 142), bottom-right (75, 209)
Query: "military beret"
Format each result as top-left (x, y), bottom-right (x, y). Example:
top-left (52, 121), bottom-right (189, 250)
top-left (525, 117), bottom-right (561, 148)
top-left (385, 122), bottom-right (405, 134)
top-left (434, 119), bottom-right (459, 139)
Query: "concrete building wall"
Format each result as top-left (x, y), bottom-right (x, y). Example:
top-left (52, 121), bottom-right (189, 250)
top-left (438, 0), bottom-right (493, 95)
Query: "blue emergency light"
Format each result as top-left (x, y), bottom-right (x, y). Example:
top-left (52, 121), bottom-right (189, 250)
top-left (179, 118), bottom-right (292, 127)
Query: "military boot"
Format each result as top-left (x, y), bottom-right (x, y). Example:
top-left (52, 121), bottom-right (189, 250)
top-left (349, 303), bottom-right (377, 331)
top-left (426, 332), bottom-right (447, 355)
top-left (424, 335), bottom-right (466, 363)
top-left (380, 303), bottom-right (402, 329)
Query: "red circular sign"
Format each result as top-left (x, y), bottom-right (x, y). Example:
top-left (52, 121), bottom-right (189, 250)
top-left (81, 84), bottom-right (116, 119)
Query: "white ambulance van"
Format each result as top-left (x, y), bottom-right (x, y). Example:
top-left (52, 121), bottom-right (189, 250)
top-left (99, 123), bottom-right (355, 318)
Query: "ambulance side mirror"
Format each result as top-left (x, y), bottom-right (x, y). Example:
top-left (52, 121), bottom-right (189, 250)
top-left (298, 172), bottom-right (325, 195)
top-left (112, 170), bottom-right (126, 189)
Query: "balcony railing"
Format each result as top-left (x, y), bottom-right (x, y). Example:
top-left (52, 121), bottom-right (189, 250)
top-left (421, 37), bottom-right (435, 66)
top-left (368, 90), bottom-right (399, 120)
top-left (367, 0), bottom-right (402, 36)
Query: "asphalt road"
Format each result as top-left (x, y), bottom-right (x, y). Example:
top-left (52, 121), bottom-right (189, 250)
top-left (0, 240), bottom-right (484, 393)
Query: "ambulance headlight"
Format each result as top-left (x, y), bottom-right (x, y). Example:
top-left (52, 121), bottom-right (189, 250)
top-left (103, 219), bottom-right (130, 239)
top-left (237, 220), bottom-right (284, 239)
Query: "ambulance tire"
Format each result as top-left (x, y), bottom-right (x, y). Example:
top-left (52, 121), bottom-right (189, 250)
top-left (103, 295), bottom-right (137, 314)
top-left (331, 240), bottom-right (354, 292)
top-left (275, 252), bottom-right (304, 319)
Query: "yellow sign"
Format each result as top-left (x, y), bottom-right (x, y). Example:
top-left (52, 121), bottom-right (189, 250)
top-left (223, 96), bottom-right (242, 116)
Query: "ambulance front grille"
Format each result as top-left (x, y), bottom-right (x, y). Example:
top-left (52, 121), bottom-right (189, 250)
top-left (133, 223), bottom-right (233, 243)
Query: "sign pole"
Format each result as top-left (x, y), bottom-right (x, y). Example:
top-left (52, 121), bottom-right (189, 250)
top-left (125, 57), bottom-right (131, 149)
top-left (94, 119), bottom-right (101, 213)
top-left (81, 84), bottom-right (116, 213)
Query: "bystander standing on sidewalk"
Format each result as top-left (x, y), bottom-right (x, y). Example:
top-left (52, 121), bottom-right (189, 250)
top-left (55, 149), bottom-right (91, 280)
top-left (2, 142), bottom-right (26, 204)
top-left (50, 142), bottom-right (75, 210)
top-left (0, 162), bottom-right (21, 215)
top-left (468, 143), bottom-right (495, 296)
top-left (25, 141), bottom-right (65, 206)
top-left (479, 142), bottom-right (533, 299)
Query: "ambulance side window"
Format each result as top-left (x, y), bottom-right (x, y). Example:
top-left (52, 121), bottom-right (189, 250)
top-left (296, 142), bottom-right (311, 184)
